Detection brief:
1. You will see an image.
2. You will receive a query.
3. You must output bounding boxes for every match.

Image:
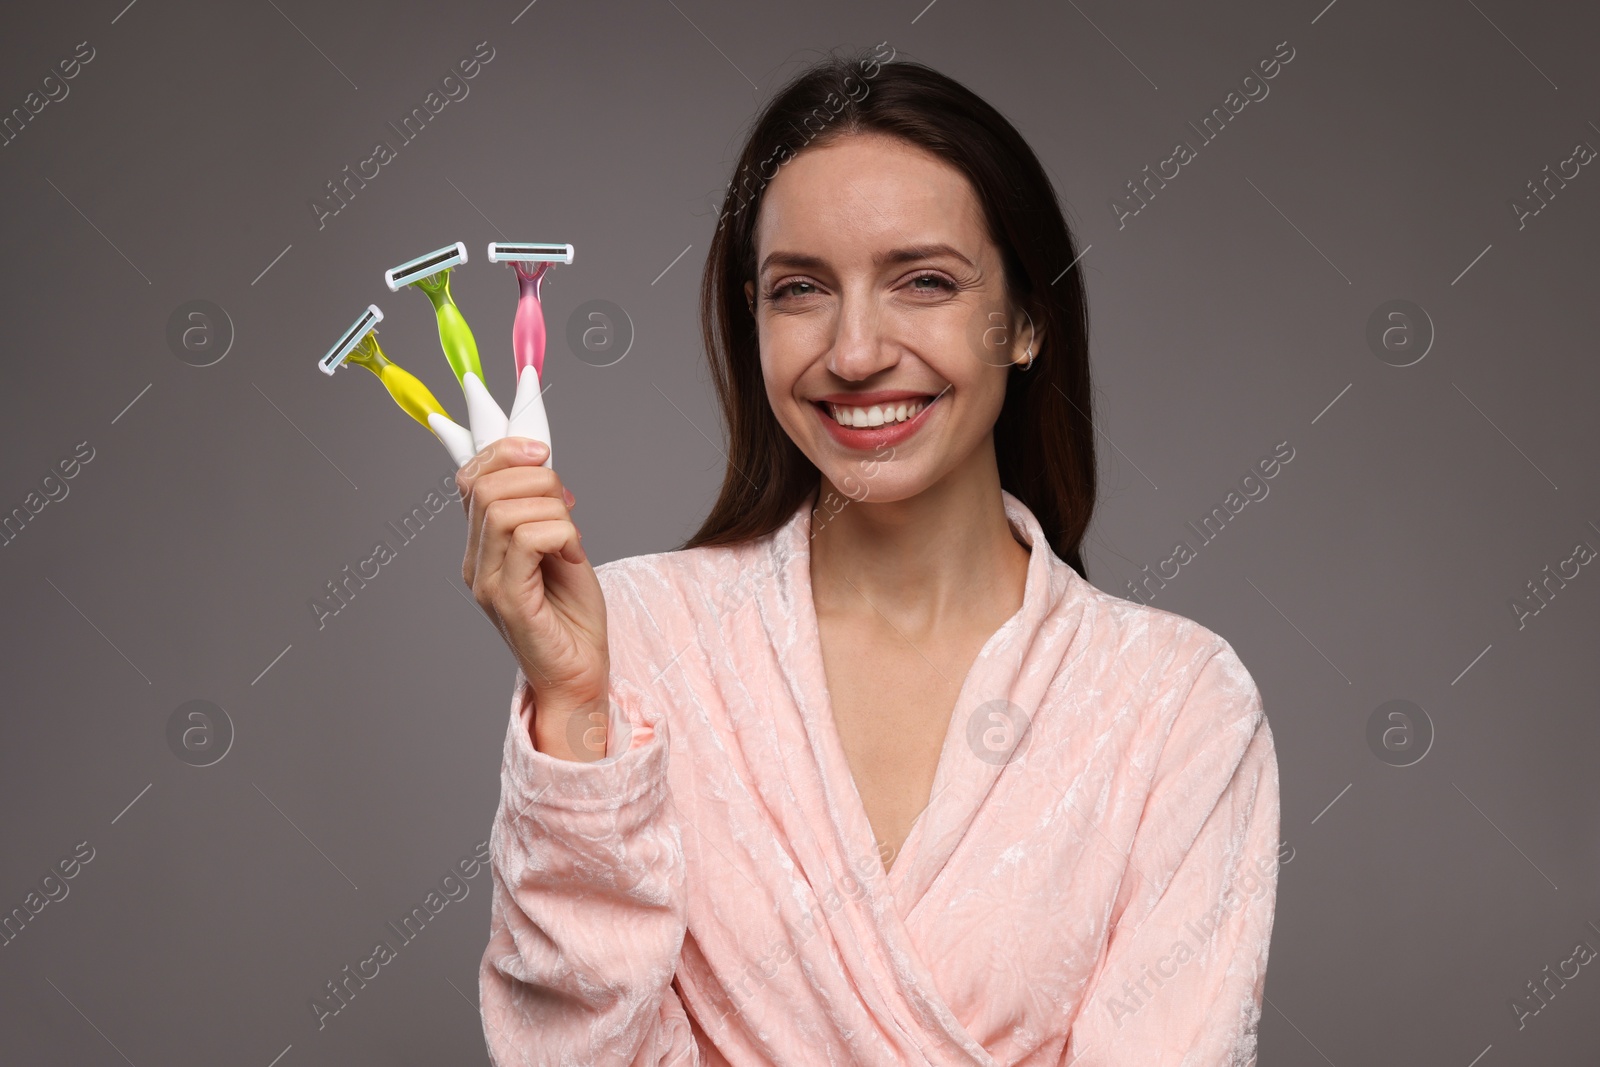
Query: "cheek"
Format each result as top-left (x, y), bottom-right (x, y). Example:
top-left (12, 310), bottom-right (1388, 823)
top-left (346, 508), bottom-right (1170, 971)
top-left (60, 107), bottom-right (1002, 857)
top-left (763, 372), bottom-right (796, 426)
top-left (758, 346), bottom-right (811, 437)
top-left (765, 311), bottom-right (834, 361)
top-left (758, 321), bottom-right (819, 400)
top-left (946, 359), bottom-right (1011, 440)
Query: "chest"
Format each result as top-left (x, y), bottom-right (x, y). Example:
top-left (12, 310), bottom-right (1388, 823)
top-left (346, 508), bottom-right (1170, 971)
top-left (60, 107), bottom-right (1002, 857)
top-left (816, 620), bottom-right (990, 872)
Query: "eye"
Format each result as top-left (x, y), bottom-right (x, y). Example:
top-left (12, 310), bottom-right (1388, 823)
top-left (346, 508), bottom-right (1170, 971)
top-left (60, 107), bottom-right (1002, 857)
top-left (907, 272), bottom-right (955, 294)
top-left (766, 278), bottom-right (818, 302)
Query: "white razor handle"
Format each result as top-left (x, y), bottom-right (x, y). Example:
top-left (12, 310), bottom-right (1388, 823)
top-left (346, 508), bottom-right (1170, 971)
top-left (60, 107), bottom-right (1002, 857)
top-left (426, 413), bottom-right (477, 468)
top-left (508, 364), bottom-right (553, 469)
top-left (461, 371), bottom-right (510, 453)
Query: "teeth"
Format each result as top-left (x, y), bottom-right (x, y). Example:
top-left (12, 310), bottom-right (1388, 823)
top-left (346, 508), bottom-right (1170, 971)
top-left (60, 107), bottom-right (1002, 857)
top-left (825, 397), bottom-right (931, 427)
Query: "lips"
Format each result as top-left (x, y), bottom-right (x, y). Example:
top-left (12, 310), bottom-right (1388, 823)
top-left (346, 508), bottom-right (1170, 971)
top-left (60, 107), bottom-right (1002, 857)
top-left (812, 392), bottom-right (943, 451)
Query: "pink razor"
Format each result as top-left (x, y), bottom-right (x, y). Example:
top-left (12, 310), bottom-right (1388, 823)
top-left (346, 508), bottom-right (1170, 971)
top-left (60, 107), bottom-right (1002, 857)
top-left (487, 242), bottom-right (574, 467)
top-left (487, 242), bottom-right (574, 380)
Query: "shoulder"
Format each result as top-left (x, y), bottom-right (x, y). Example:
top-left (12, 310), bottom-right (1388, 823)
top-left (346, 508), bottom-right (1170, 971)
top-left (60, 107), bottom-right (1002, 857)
top-left (592, 539), bottom-right (764, 651)
top-left (1071, 575), bottom-right (1249, 683)
top-left (1065, 572), bottom-right (1265, 747)
top-left (591, 538), bottom-right (778, 705)
top-left (593, 539), bottom-right (750, 609)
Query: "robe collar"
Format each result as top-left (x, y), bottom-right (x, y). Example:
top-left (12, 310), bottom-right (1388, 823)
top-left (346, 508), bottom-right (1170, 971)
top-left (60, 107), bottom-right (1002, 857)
top-left (763, 482), bottom-right (1086, 920)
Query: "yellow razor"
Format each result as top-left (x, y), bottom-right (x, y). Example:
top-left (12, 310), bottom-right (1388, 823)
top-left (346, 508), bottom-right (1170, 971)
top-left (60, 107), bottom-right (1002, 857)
top-left (318, 304), bottom-right (475, 466)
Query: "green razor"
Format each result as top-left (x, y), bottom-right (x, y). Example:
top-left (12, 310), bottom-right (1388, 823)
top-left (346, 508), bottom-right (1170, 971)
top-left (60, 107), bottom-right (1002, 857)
top-left (384, 241), bottom-right (482, 390)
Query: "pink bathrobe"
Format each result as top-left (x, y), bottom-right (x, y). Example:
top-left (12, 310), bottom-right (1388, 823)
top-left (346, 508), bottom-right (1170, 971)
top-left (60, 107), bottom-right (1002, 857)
top-left (478, 487), bottom-right (1280, 1066)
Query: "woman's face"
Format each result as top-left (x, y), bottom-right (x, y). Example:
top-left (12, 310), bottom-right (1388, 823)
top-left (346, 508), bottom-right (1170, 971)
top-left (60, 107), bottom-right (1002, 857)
top-left (745, 131), bottom-right (1038, 505)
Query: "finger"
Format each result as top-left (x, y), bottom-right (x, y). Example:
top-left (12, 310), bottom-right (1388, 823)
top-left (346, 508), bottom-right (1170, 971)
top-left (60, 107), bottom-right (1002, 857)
top-left (463, 455), bottom-right (567, 558)
top-left (459, 446), bottom-right (559, 586)
top-left (467, 486), bottom-right (556, 589)
top-left (455, 437), bottom-right (550, 507)
top-left (470, 458), bottom-right (567, 505)
top-left (468, 458), bottom-right (565, 548)
top-left (473, 495), bottom-right (575, 598)
top-left (499, 517), bottom-right (587, 602)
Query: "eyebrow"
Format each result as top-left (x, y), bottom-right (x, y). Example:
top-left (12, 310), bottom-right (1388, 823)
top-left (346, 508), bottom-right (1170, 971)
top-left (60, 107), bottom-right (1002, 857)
top-left (758, 242), bottom-right (975, 276)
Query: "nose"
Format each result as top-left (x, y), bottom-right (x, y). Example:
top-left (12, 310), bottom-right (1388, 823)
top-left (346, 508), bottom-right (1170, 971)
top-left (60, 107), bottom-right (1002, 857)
top-left (826, 289), bottom-right (899, 381)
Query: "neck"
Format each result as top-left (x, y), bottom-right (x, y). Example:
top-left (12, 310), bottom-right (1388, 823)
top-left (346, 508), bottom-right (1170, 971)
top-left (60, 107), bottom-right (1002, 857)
top-left (808, 442), bottom-right (1029, 636)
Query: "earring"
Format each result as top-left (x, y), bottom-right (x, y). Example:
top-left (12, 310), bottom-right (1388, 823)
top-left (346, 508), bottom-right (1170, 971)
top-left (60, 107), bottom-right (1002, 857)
top-left (1015, 342), bottom-right (1035, 371)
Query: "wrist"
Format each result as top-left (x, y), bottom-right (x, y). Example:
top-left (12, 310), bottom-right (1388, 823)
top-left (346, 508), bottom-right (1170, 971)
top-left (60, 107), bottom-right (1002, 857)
top-left (531, 692), bottom-right (614, 763)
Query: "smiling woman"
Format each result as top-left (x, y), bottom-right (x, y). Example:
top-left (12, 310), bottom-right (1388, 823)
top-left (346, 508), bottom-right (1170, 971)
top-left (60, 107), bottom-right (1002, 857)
top-left (462, 47), bottom-right (1279, 1067)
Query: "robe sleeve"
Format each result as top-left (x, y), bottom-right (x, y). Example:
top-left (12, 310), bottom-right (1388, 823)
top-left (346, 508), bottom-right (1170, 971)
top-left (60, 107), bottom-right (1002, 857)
top-left (1065, 638), bottom-right (1281, 1067)
top-left (477, 668), bottom-right (702, 1066)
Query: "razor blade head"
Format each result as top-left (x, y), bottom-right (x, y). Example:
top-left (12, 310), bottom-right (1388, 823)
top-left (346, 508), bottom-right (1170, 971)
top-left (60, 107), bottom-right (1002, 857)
top-left (385, 241), bottom-right (468, 291)
top-left (487, 241), bottom-right (574, 265)
top-left (320, 304), bottom-right (384, 374)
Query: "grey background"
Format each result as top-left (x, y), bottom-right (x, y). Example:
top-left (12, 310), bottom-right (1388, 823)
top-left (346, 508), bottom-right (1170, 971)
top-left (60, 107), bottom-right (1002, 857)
top-left (2, 0), bottom-right (1596, 1063)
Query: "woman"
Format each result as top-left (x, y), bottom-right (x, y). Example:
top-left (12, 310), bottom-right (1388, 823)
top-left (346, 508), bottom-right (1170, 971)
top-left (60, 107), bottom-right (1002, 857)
top-left (458, 50), bottom-right (1279, 1066)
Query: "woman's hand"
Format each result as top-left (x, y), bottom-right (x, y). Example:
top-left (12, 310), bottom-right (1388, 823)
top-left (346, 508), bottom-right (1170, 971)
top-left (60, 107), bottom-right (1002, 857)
top-left (457, 437), bottom-right (609, 763)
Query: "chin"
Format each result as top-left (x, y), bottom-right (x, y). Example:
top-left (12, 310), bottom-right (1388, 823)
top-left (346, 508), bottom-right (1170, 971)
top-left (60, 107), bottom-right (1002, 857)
top-left (815, 464), bottom-right (928, 505)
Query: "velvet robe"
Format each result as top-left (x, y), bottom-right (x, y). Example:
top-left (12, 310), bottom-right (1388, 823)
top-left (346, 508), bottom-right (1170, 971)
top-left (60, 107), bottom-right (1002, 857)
top-left (479, 487), bottom-right (1280, 1065)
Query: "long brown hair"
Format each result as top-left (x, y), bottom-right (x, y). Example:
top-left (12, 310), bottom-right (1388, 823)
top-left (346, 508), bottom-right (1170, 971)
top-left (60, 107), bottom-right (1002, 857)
top-left (681, 48), bottom-right (1097, 580)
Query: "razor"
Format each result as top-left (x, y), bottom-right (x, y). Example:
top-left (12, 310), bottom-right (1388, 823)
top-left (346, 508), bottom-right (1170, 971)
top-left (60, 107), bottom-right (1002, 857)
top-left (318, 304), bottom-right (475, 467)
top-left (487, 241), bottom-right (573, 381)
top-left (488, 241), bottom-right (573, 468)
top-left (385, 241), bottom-right (484, 391)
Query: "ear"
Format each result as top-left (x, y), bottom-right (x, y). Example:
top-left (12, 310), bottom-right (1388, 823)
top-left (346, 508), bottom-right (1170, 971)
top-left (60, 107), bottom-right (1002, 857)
top-left (743, 280), bottom-right (756, 314)
top-left (1011, 307), bottom-right (1043, 367)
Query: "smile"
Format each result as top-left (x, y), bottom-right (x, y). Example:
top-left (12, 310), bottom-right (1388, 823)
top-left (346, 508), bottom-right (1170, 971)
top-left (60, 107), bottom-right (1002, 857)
top-left (822, 397), bottom-right (933, 427)
top-left (810, 393), bottom-right (943, 450)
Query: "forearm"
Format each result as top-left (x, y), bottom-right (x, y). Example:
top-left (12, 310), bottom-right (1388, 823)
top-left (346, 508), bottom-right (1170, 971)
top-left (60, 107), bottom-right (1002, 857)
top-left (480, 672), bottom-right (693, 1064)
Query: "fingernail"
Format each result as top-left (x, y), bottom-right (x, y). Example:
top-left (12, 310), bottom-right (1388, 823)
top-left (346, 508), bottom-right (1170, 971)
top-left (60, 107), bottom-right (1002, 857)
top-left (562, 486), bottom-right (575, 507)
top-left (521, 439), bottom-right (549, 460)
